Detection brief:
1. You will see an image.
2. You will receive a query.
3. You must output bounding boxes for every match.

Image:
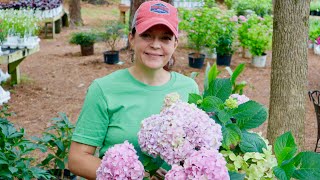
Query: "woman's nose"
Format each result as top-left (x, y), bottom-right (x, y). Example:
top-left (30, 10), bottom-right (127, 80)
top-left (150, 38), bottom-right (161, 49)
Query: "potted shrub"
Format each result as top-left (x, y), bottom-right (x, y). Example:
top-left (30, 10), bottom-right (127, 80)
top-left (214, 12), bottom-right (238, 66)
top-left (245, 15), bottom-right (273, 67)
top-left (179, 7), bottom-right (220, 69)
top-left (33, 113), bottom-right (76, 180)
top-left (69, 31), bottom-right (97, 56)
top-left (99, 20), bottom-right (125, 64)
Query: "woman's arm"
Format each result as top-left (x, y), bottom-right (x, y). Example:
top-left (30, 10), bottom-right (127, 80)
top-left (68, 141), bottom-right (101, 180)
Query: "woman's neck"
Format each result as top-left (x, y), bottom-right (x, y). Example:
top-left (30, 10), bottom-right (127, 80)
top-left (128, 66), bottom-right (171, 86)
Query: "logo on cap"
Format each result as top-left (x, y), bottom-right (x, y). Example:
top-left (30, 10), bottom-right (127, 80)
top-left (150, 3), bottom-right (169, 14)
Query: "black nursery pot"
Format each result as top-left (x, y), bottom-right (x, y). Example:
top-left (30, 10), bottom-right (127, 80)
top-left (188, 53), bottom-right (205, 69)
top-left (310, 10), bottom-right (316, 16)
top-left (216, 54), bottom-right (232, 66)
top-left (104, 51), bottom-right (119, 64)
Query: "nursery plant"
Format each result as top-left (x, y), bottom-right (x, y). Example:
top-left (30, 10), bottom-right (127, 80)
top-left (33, 112), bottom-right (75, 179)
top-left (244, 14), bottom-right (273, 57)
top-left (0, 108), bottom-right (53, 179)
top-left (179, 7), bottom-right (220, 57)
top-left (69, 31), bottom-right (97, 56)
top-left (97, 20), bottom-right (125, 64)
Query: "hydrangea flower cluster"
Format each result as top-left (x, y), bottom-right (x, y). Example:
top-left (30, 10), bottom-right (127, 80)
top-left (230, 94), bottom-right (250, 105)
top-left (221, 133), bottom-right (277, 180)
top-left (166, 149), bottom-right (230, 180)
top-left (138, 101), bottom-right (223, 165)
top-left (96, 141), bottom-right (144, 180)
top-left (162, 92), bottom-right (181, 110)
top-left (224, 97), bottom-right (238, 109)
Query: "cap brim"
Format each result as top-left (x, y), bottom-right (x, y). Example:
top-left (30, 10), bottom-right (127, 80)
top-left (135, 17), bottom-right (178, 38)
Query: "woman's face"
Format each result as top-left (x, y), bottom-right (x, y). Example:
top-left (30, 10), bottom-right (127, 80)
top-left (129, 24), bottom-right (178, 70)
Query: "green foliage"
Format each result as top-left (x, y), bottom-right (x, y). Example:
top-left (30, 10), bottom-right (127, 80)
top-left (309, 18), bottom-right (320, 41)
top-left (238, 14), bottom-right (273, 56)
top-left (273, 132), bottom-right (320, 180)
top-left (34, 113), bottom-right (75, 178)
top-left (215, 11), bottom-right (238, 56)
top-left (179, 7), bottom-right (220, 55)
top-left (310, 0), bottom-right (320, 11)
top-left (234, 0), bottom-right (272, 17)
top-left (225, 0), bottom-right (236, 9)
top-left (97, 20), bottom-right (125, 51)
top-left (69, 31), bottom-right (97, 46)
top-left (0, 114), bottom-right (53, 179)
top-left (189, 63), bottom-right (268, 150)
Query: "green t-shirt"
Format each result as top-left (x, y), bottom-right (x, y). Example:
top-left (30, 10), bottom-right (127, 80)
top-left (72, 68), bottom-right (199, 158)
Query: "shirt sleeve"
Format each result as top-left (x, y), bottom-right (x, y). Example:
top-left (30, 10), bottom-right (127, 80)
top-left (72, 80), bottom-right (109, 147)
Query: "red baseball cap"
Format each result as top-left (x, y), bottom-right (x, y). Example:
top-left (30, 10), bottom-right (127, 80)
top-left (132, 0), bottom-right (179, 37)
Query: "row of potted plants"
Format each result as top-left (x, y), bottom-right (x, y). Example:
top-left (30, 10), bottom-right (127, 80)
top-left (179, 6), bottom-right (273, 69)
top-left (0, 0), bottom-right (62, 10)
top-left (226, 0), bottom-right (273, 17)
top-left (0, 9), bottom-right (41, 50)
top-left (69, 20), bottom-right (127, 64)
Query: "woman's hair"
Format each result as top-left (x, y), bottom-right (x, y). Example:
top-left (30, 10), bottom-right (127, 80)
top-left (131, 28), bottom-right (175, 71)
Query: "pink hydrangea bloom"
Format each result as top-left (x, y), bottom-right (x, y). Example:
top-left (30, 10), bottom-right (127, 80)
top-left (96, 141), bottom-right (144, 180)
top-left (230, 94), bottom-right (250, 105)
top-left (316, 36), bottom-right (320, 45)
top-left (184, 149), bottom-right (230, 180)
top-left (165, 165), bottom-right (187, 180)
top-left (239, 15), bottom-right (247, 22)
top-left (138, 102), bottom-right (223, 165)
top-left (230, 15), bottom-right (238, 22)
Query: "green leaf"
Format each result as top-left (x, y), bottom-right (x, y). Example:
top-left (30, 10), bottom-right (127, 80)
top-left (8, 166), bottom-right (18, 174)
top-left (239, 131), bottom-right (267, 153)
top-left (207, 63), bottom-right (220, 87)
top-left (229, 171), bottom-right (245, 180)
top-left (222, 124), bottom-right (242, 149)
top-left (231, 63), bottom-right (245, 85)
top-left (274, 132), bottom-right (297, 165)
top-left (292, 152), bottom-right (320, 179)
top-left (55, 159), bottom-right (65, 170)
top-left (207, 78), bottom-right (232, 101)
top-left (137, 148), bottom-right (163, 175)
top-left (201, 96), bottom-right (224, 112)
top-left (188, 93), bottom-right (202, 105)
top-left (233, 101), bottom-right (268, 129)
top-left (41, 154), bottom-right (55, 166)
top-left (0, 159), bottom-right (8, 165)
top-left (190, 72), bottom-right (199, 80)
top-left (273, 166), bottom-right (290, 180)
top-left (216, 110), bottom-right (232, 124)
top-left (204, 62), bottom-right (211, 91)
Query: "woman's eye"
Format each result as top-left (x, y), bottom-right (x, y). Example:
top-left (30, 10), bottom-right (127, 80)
top-left (161, 36), bottom-right (172, 41)
top-left (140, 33), bottom-right (152, 39)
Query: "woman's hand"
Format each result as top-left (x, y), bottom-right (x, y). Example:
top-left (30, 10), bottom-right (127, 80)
top-left (150, 168), bottom-right (167, 180)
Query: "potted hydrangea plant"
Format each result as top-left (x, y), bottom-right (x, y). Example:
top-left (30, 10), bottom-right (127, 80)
top-left (214, 13), bottom-right (238, 66)
top-left (245, 15), bottom-right (273, 67)
top-left (179, 7), bottom-right (220, 69)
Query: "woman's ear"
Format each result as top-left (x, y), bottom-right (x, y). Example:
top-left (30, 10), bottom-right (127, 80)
top-left (129, 33), bottom-right (134, 48)
top-left (173, 38), bottom-right (179, 50)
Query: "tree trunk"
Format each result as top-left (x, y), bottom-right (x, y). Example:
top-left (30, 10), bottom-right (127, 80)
top-left (267, 0), bottom-right (310, 149)
top-left (69, 0), bottom-right (83, 27)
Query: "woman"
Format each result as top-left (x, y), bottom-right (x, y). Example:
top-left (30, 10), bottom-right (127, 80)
top-left (68, 1), bottom-right (199, 179)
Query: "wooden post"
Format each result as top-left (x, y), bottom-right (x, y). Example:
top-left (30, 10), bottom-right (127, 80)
top-left (118, 4), bottom-right (130, 24)
top-left (8, 58), bottom-right (24, 85)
